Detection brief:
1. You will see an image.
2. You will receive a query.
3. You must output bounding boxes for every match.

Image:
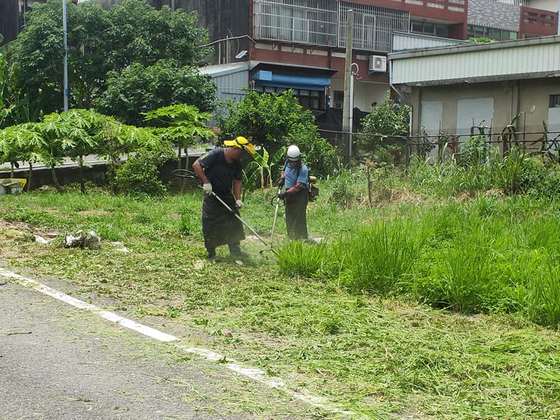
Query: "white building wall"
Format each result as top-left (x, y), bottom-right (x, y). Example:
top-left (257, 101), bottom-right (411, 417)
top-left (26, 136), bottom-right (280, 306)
top-left (331, 78), bottom-right (389, 113)
top-left (353, 81), bottom-right (389, 112)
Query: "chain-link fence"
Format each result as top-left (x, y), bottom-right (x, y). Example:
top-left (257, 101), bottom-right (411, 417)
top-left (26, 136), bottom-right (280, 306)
top-left (319, 127), bottom-right (560, 167)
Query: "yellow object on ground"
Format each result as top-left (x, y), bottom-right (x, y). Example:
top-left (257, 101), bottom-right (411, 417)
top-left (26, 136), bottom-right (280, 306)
top-left (0, 178), bottom-right (27, 194)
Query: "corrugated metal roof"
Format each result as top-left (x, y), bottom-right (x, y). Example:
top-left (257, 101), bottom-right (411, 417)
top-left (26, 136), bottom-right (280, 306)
top-left (198, 62), bottom-right (251, 78)
top-left (390, 35), bottom-right (560, 86)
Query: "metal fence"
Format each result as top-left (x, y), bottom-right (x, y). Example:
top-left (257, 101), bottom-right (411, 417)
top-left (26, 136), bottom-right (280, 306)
top-left (338, 2), bottom-right (409, 52)
top-left (253, 0), bottom-right (410, 52)
top-left (319, 128), bottom-right (560, 166)
top-left (254, 0), bottom-right (338, 47)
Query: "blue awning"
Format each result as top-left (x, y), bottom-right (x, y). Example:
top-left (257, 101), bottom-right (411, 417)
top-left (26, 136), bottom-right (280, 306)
top-left (253, 70), bottom-right (331, 91)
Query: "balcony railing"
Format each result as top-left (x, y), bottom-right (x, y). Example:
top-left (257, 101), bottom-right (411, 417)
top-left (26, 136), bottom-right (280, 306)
top-left (253, 0), bottom-right (410, 53)
top-left (379, 0), bottom-right (466, 13)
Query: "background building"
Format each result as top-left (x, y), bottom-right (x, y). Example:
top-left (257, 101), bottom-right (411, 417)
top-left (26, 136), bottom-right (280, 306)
top-left (389, 36), bottom-right (560, 143)
top-left (0, 0), bottom-right (22, 44)
top-left (172, 0), bottom-right (558, 130)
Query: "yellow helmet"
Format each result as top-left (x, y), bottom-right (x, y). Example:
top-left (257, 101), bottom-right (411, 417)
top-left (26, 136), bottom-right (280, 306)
top-left (224, 136), bottom-right (256, 157)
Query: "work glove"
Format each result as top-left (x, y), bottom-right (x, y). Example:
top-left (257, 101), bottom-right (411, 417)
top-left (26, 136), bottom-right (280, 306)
top-left (202, 183), bottom-right (212, 194)
top-left (235, 199), bottom-right (243, 209)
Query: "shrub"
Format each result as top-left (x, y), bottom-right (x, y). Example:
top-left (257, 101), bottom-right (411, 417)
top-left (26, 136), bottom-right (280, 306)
top-left (359, 94), bottom-right (410, 164)
top-left (458, 135), bottom-right (487, 167)
top-left (328, 170), bottom-right (359, 208)
top-left (98, 61), bottom-right (216, 126)
top-left (218, 90), bottom-right (338, 177)
top-left (113, 149), bottom-right (170, 196)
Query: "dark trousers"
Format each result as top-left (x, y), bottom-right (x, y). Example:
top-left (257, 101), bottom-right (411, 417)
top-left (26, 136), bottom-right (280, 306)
top-left (285, 189), bottom-right (308, 240)
top-left (202, 194), bottom-right (245, 257)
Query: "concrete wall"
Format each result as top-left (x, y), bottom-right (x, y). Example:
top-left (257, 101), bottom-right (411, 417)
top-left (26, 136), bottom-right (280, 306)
top-left (330, 78), bottom-right (388, 113)
top-left (353, 81), bottom-right (389, 112)
top-left (468, 0), bottom-right (521, 31)
top-left (519, 78), bottom-right (560, 134)
top-left (0, 155), bottom-right (202, 190)
top-left (410, 78), bottom-right (560, 139)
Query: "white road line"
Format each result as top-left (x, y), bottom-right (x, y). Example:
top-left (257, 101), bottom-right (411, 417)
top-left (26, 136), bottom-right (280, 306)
top-left (0, 267), bottom-right (355, 418)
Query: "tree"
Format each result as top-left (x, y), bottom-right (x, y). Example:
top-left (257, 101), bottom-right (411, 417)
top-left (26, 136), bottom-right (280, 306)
top-left (144, 104), bottom-right (214, 174)
top-left (97, 61), bottom-right (216, 125)
top-left (8, 0), bottom-right (211, 118)
top-left (219, 90), bottom-right (338, 176)
top-left (359, 94), bottom-right (410, 164)
top-left (0, 123), bottom-right (43, 188)
top-left (42, 109), bottom-right (105, 192)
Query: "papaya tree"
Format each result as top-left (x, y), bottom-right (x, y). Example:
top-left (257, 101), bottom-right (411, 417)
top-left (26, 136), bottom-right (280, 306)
top-left (42, 109), bottom-right (103, 193)
top-left (144, 104), bottom-right (214, 174)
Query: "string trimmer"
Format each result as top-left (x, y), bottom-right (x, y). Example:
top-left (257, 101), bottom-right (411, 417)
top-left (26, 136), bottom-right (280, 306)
top-left (210, 191), bottom-right (279, 257)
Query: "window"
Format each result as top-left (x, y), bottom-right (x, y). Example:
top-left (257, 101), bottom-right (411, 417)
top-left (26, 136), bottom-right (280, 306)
top-left (410, 20), bottom-right (450, 37)
top-left (550, 95), bottom-right (560, 108)
top-left (467, 25), bottom-right (518, 41)
top-left (255, 85), bottom-right (326, 111)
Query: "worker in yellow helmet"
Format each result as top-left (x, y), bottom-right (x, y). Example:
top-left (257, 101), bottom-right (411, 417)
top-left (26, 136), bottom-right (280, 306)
top-left (192, 136), bottom-right (256, 260)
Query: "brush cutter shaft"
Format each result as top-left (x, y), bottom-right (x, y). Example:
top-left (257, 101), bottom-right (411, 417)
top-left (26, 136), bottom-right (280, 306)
top-left (270, 187), bottom-right (282, 241)
top-left (210, 192), bottom-right (279, 256)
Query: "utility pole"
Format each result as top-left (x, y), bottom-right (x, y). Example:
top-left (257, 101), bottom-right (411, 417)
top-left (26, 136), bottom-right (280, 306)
top-left (62, 0), bottom-right (69, 112)
top-left (342, 10), bottom-right (353, 161)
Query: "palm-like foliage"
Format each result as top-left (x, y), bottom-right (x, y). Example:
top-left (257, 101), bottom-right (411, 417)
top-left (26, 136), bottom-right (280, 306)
top-left (243, 147), bottom-right (285, 192)
top-left (144, 104), bottom-right (214, 171)
top-left (0, 107), bottom-right (171, 193)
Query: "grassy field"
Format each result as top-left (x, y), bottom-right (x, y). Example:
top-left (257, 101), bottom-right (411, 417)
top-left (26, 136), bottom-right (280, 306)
top-left (1, 177), bottom-right (560, 418)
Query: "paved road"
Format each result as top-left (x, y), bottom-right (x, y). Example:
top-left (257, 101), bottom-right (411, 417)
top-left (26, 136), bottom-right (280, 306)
top-left (0, 281), bottom-right (312, 419)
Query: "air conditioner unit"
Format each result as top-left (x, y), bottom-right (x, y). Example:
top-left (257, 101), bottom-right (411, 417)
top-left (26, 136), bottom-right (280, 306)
top-left (368, 55), bottom-right (387, 73)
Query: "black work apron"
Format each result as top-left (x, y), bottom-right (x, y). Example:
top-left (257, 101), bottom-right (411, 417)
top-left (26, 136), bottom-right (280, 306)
top-left (202, 193), bottom-right (245, 249)
top-left (285, 189), bottom-right (308, 240)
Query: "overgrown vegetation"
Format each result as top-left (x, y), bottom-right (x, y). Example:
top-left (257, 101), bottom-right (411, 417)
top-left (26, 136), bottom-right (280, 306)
top-left (280, 197), bottom-right (560, 327)
top-left (218, 90), bottom-right (338, 176)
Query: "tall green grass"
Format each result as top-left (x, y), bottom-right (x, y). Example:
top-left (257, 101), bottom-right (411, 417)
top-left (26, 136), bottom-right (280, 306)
top-left (280, 197), bottom-right (560, 328)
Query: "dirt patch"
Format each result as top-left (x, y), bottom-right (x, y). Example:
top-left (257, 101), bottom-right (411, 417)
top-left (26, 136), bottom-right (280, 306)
top-left (369, 188), bottom-right (426, 206)
top-left (78, 209), bottom-right (111, 217)
top-left (0, 220), bottom-right (59, 241)
top-left (484, 188), bottom-right (505, 199)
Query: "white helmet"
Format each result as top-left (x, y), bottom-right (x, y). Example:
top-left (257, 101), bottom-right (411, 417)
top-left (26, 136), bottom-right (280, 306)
top-left (287, 145), bottom-right (301, 161)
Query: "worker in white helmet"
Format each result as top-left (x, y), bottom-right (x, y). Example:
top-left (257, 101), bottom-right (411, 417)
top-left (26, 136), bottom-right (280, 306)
top-left (278, 145), bottom-right (309, 240)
